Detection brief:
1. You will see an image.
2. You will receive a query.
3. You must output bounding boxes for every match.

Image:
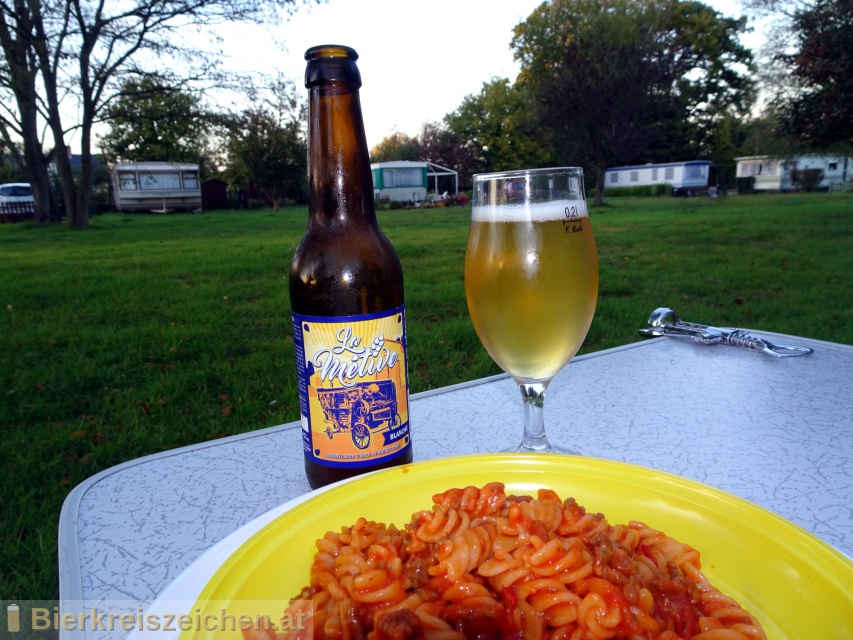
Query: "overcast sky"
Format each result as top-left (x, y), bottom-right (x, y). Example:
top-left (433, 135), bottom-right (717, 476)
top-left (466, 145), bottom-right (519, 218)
top-left (215, 0), bottom-right (764, 150)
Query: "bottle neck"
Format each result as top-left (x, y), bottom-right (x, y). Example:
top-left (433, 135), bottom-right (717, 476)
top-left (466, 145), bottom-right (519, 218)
top-left (307, 83), bottom-right (376, 225)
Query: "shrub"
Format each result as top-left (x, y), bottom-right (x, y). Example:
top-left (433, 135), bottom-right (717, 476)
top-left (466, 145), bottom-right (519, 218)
top-left (736, 176), bottom-right (755, 194)
top-left (790, 168), bottom-right (824, 192)
top-left (588, 184), bottom-right (673, 198)
top-left (444, 193), bottom-right (468, 207)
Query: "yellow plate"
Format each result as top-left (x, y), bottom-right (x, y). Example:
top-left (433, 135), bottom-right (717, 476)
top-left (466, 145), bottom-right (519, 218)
top-left (185, 453), bottom-right (853, 639)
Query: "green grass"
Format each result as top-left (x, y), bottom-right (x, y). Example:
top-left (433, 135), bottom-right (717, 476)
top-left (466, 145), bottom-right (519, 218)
top-left (1, 192), bottom-right (851, 601)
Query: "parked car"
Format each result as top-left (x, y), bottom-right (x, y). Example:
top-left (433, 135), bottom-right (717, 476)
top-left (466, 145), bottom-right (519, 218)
top-left (0, 183), bottom-right (34, 203)
top-left (501, 180), bottom-right (527, 203)
top-left (0, 183), bottom-right (36, 221)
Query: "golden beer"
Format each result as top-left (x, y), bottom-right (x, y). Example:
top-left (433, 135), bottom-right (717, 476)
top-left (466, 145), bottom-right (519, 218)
top-left (465, 201), bottom-right (598, 383)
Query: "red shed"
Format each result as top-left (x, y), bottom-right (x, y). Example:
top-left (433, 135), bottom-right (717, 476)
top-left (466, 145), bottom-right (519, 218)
top-left (202, 179), bottom-right (229, 211)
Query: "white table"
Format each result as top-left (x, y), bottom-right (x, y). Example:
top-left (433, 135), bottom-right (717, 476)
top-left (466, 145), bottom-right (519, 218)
top-left (58, 332), bottom-right (853, 639)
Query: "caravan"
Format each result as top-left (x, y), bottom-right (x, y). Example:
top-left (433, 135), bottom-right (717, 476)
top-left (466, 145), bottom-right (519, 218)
top-left (605, 161), bottom-right (711, 196)
top-left (735, 155), bottom-right (852, 192)
top-left (371, 160), bottom-right (458, 203)
top-left (111, 162), bottom-right (202, 212)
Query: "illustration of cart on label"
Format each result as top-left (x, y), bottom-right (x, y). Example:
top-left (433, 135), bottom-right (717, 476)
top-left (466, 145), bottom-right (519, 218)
top-left (317, 380), bottom-right (401, 450)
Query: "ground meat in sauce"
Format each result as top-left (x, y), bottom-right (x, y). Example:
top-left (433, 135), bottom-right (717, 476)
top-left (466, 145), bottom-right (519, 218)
top-left (372, 609), bottom-right (425, 640)
top-left (403, 554), bottom-right (431, 590)
top-left (445, 599), bottom-right (516, 640)
top-left (647, 570), bottom-right (703, 639)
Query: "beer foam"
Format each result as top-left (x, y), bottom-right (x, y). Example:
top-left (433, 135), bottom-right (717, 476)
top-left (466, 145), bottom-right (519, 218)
top-left (472, 199), bottom-right (588, 223)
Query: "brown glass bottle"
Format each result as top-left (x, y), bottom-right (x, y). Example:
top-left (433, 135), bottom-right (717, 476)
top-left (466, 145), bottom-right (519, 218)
top-left (290, 45), bottom-right (413, 489)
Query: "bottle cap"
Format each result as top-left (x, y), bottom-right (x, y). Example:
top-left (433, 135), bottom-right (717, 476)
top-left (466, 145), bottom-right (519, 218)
top-left (305, 45), bottom-right (361, 88)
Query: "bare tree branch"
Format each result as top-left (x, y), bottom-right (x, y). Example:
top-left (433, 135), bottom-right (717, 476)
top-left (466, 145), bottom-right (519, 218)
top-left (0, 0), bottom-right (320, 227)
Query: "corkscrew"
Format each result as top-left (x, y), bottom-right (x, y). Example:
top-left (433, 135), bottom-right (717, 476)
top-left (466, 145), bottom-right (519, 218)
top-left (639, 307), bottom-right (814, 357)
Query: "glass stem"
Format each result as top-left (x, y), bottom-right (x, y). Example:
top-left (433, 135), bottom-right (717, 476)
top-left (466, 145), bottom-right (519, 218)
top-left (518, 381), bottom-right (554, 452)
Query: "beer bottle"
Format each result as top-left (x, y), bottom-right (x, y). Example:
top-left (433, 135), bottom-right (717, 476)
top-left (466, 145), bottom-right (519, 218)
top-left (290, 45), bottom-right (413, 489)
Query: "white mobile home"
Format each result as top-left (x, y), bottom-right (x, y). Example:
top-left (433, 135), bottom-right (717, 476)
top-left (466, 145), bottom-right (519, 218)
top-left (371, 160), bottom-right (458, 203)
top-left (735, 154), bottom-right (852, 192)
top-left (111, 162), bottom-right (202, 212)
top-left (605, 160), bottom-right (711, 195)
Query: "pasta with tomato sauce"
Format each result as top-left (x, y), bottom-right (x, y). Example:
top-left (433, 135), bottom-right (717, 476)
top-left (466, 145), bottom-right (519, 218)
top-left (249, 483), bottom-right (766, 640)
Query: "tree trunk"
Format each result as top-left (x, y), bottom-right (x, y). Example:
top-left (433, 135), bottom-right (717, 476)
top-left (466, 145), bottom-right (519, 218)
top-left (0, 4), bottom-right (60, 223)
top-left (29, 1), bottom-right (88, 229)
top-left (42, 83), bottom-right (86, 227)
top-left (50, 132), bottom-right (83, 227)
top-left (28, 159), bottom-right (60, 223)
top-left (16, 98), bottom-right (59, 223)
top-left (69, 30), bottom-right (98, 229)
top-left (75, 117), bottom-right (94, 226)
top-left (594, 165), bottom-right (606, 207)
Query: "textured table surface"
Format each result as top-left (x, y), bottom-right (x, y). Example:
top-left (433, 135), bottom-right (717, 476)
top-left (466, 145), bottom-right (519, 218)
top-left (59, 332), bottom-right (853, 638)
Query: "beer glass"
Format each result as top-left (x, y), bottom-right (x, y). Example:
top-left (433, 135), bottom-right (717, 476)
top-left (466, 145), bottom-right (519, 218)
top-left (465, 168), bottom-right (598, 453)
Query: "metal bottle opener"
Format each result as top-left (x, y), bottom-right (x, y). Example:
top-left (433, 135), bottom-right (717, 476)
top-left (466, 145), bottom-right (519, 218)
top-left (639, 307), bottom-right (814, 357)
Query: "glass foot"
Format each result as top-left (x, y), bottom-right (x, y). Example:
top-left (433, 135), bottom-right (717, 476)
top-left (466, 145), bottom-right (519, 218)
top-left (497, 442), bottom-right (581, 455)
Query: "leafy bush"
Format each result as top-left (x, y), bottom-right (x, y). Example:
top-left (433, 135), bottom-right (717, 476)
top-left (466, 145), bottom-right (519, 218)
top-left (588, 184), bottom-right (673, 198)
top-left (790, 168), bottom-right (824, 192)
top-left (444, 193), bottom-right (468, 207)
top-left (737, 177), bottom-right (755, 194)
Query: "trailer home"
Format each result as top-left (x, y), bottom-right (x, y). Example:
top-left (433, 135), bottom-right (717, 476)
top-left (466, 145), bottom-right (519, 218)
top-left (735, 154), bottom-right (852, 192)
top-left (371, 161), bottom-right (427, 203)
top-left (111, 162), bottom-right (202, 212)
top-left (371, 160), bottom-right (458, 203)
top-left (605, 160), bottom-right (711, 195)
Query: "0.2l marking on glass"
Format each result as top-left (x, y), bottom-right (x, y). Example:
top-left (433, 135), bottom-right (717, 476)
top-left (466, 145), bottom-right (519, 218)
top-left (562, 205), bottom-right (584, 234)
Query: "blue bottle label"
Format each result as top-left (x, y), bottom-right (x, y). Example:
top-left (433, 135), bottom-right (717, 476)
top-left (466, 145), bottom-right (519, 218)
top-left (292, 306), bottom-right (411, 468)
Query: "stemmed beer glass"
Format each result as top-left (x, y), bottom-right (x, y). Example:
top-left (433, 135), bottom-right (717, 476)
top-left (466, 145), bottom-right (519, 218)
top-left (465, 168), bottom-right (598, 453)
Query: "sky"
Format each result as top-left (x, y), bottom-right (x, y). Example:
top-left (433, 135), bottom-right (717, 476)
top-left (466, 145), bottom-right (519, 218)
top-left (215, 0), bottom-right (765, 151)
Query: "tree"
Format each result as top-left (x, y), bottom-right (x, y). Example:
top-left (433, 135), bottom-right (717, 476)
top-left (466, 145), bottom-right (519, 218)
top-left (706, 111), bottom-right (759, 189)
top-left (417, 121), bottom-right (479, 191)
top-left (444, 78), bottom-right (552, 176)
top-left (511, 0), bottom-right (755, 205)
top-left (737, 112), bottom-right (801, 157)
top-left (776, 0), bottom-right (853, 147)
top-left (0, 139), bottom-right (27, 184)
top-left (225, 78), bottom-right (307, 212)
top-left (0, 0), bottom-right (316, 228)
top-left (790, 167), bottom-right (824, 191)
top-left (370, 132), bottom-right (420, 162)
top-left (0, 3), bottom-right (61, 222)
top-left (100, 76), bottom-right (210, 165)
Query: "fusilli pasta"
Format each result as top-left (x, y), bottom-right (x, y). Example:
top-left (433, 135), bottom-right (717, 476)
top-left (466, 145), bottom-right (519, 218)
top-left (250, 483), bottom-right (766, 640)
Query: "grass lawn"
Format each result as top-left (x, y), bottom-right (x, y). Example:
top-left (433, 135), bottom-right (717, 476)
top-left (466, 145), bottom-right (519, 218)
top-left (1, 191), bottom-right (851, 600)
